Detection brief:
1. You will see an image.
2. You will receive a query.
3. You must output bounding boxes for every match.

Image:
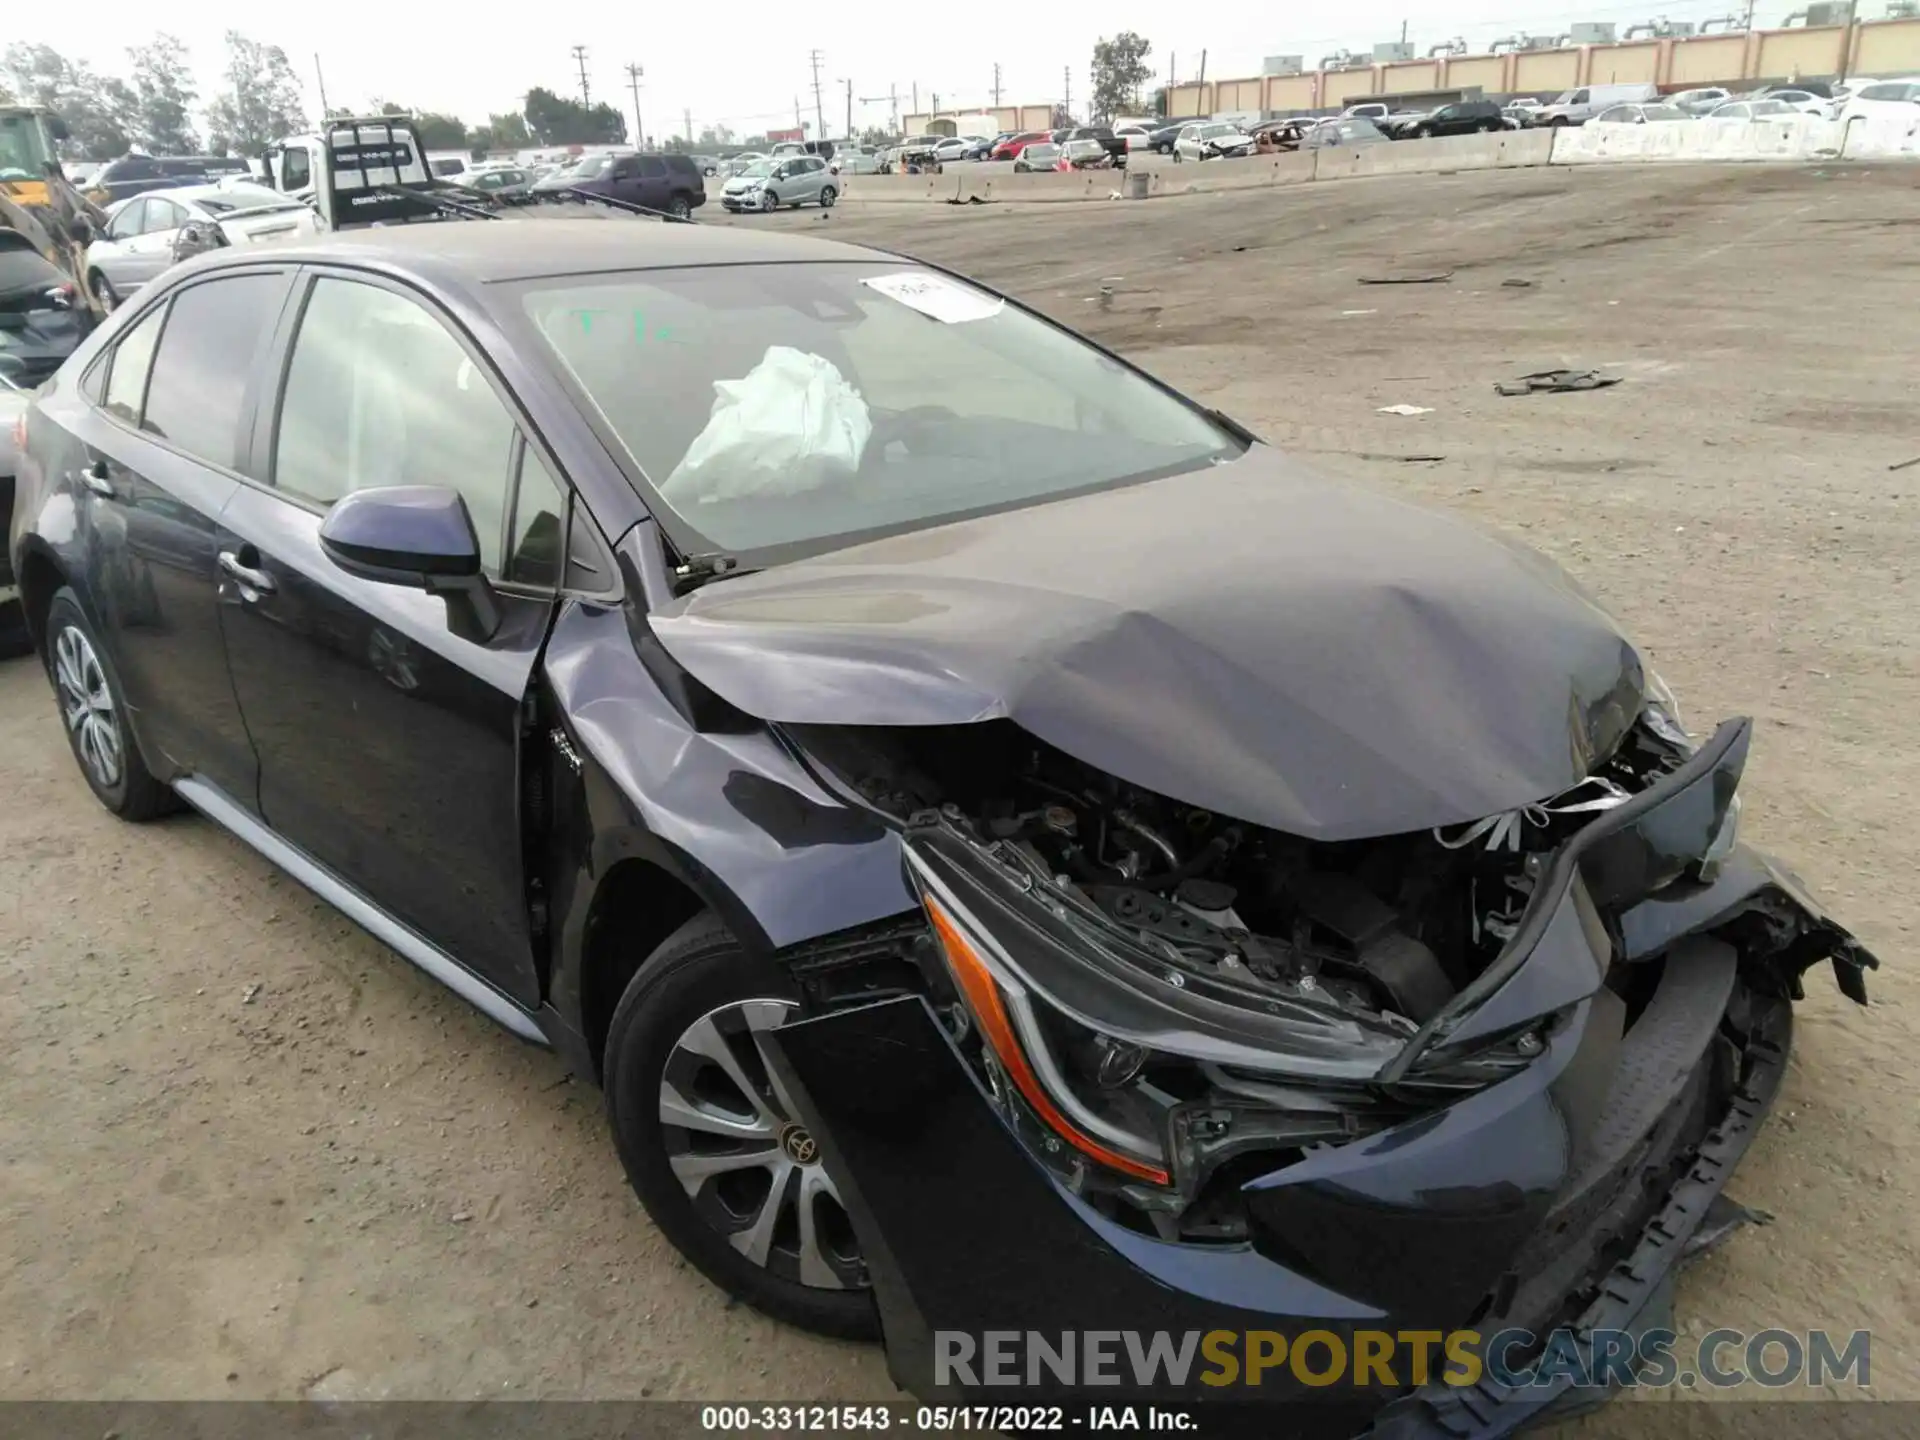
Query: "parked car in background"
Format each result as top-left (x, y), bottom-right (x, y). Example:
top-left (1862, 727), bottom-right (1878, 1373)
top-left (1341, 102), bottom-right (1391, 121)
top-left (1249, 118), bottom-right (1318, 151)
top-left (1148, 123), bottom-right (1182, 153)
top-left (1053, 126), bottom-right (1129, 167)
top-left (1060, 137), bottom-right (1114, 169)
top-left (1391, 100), bottom-right (1507, 138)
top-left (1759, 88), bottom-right (1834, 116)
top-left (464, 166), bottom-right (535, 204)
top-left (830, 145), bottom-right (883, 175)
top-left (1012, 142), bottom-right (1062, 172)
top-left (1670, 87), bottom-right (1733, 115)
top-left (0, 232), bottom-right (94, 392)
top-left (83, 184), bottom-right (319, 312)
top-left (1304, 117), bottom-right (1392, 148)
top-left (1175, 121), bottom-right (1254, 160)
top-left (84, 153), bottom-right (251, 206)
top-left (720, 154), bottom-right (838, 212)
top-left (1591, 103), bottom-right (1690, 125)
top-left (1503, 97), bottom-right (1545, 121)
top-left (562, 152), bottom-right (708, 220)
top-left (933, 138), bottom-right (972, 163)
top-left (959, 136), bottom-right (995, 160)
top-left (1836, 78), bottom-right (1920, 125)
top-left (529, 159), bottom-right (586, 198)
top-left (724, 152), bottom-right (768, 176)
top-left (1114, 124), bottom-right (1154, 150)
top-left (1704, 98), bottom-right (1796, 120)
top-left (1536, 82), bottom-right (1661, 126)
top-left (991, 131), bottom-right (1050, 160)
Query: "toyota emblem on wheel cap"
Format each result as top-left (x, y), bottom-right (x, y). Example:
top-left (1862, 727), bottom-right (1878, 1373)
top-left (780, 1123), bottom-right (819, 1165)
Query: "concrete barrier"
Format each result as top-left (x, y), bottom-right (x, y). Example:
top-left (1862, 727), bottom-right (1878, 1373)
top-left (1495, 129), bottom-right (1556, 167)
top-left (956, 168), bottom-right (1120, 203)
top-left (837, 171), bottom-right (960, 203)
top-left (1314, 131), bottom-right (1516, 181)
top-left (1842, 112), bottom-right (1920, 157)
top-left (1148, 153), bottom-right (1313, 196)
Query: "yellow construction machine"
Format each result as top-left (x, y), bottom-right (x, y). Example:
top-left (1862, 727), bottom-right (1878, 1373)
top-left (0, 106), bottom-right (110, 313)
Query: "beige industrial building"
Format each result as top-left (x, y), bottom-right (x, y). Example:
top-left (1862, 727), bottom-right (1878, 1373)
top-left (1168, 15), bottom-right (1920, 116)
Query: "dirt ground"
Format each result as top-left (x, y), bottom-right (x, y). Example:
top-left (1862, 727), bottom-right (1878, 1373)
top-left (2, 162), bottom-right (1915, 1417)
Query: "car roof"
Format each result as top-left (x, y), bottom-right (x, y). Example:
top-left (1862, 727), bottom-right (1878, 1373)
top-left (158, 183), bottom-right (288, 205)
top-left (193, 217), bottom-right (893, 284)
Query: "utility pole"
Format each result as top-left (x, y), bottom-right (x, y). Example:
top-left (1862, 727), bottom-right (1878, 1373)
top-left (860, 87), bottom-right (898, 133)
top-left (1401, 19), bottom-right (1409, 45)
top-left (625, 63), bottom-right (644, 148)
top-left (1063, 66), bottom-right (1071, 120)
top-left (912, 82), bottom-right (919, 119)
top-left (795, 95), bottom-right (804, 133)
top-left (844, 79), bottom-right (853, 140)
top-left (684, 108), bottom-right (693, 145)
top-left (571, 45), bottom-right (591, 106)
top-left (314, 54), bottom-right (331, 118)
top-left (992, 62), bottom-right (1002, 107)
top-left (809, 49), bottom-right (827, 145)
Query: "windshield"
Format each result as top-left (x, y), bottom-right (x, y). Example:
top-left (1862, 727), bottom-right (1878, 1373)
top-left (518, 263), bottom-right (1241, 557)
top-left (740, 161), bottom-right (773, 178)
top-left (0, 112), bottom-right (55, 182)
top-left (572, 155), bottom-right (613, 178)
top-left (1199, 124), bottom-right (1235, 138)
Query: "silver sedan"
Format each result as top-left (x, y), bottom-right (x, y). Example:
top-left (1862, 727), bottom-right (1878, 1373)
top-left (83, 183), bottom-right (318, 311)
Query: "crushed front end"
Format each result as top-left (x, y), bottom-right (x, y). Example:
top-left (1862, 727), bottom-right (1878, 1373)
top-left (761, 709), bottom-right (1876, 1435)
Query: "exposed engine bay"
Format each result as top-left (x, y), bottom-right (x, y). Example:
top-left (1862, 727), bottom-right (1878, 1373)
top-left (784, 715), bottom-right (1701, 1241)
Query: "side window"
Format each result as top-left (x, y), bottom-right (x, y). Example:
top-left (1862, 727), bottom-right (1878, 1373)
top-left (103, 302), bottom-right (167, 423)
top-left (507, 443), bottom-right (567, 589)
top-left (142, 275), bottom-right (286, 467)
top-left (107, 199), bottom-right (147, 241)
top-left (144, 199), bottom-right (187, 234)
top-left (272, 278), bottom-right (517, 575)
top-left (1571, 90), bottom-right (1589, 105)
top-left (638, 156), bottom-right (667, 178)
top-left (281, 145), bottom-right (311, 191)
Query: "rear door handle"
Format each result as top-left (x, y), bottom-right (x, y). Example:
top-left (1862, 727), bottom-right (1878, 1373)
top-left (81, 459), bottom-right (115, 498)
top-left (218, 550), bottom-right (278, 596)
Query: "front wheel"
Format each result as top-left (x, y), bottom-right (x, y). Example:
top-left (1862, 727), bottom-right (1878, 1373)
top-left (604, 913), bottom-right (877, 1339)
top-left (43, 588), bottom-right (175, 820)
top-left (88, 269), bottom-right (119, 314)
top-left (759, 189), bottom-right (777, 212)
top-left (819, 186), bottom-right (836, 208)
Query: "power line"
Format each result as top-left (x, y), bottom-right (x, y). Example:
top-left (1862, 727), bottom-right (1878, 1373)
top-left (571, 45), bottom-right (591, 107)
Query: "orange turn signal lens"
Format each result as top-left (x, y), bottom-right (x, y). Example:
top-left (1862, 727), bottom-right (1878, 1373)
top-left (925, 897), bottom-right (1171, 1186)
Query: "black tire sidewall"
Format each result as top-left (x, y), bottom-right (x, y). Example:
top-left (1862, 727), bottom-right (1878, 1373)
top-left (604, 919), bottom-right (879, 1340)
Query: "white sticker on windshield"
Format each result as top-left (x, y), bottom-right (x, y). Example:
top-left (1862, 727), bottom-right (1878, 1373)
top-left (862, 272), bottom-right (1004, 324)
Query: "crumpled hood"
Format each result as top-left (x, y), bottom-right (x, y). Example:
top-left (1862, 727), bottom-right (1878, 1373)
top-left (649, 445), bottom-right (1647, 841)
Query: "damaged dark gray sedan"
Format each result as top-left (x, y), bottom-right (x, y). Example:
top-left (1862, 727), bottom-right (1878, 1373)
top-left (8, 223), bottom-right (1875, 1436)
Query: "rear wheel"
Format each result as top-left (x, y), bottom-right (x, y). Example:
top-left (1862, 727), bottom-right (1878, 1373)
top-left (88, 269), bottom-right (118, 313)
top-left (669, 194), bottom-right (693, 220)
top-left (43, 588), bottom-right (175, 820)
top-left (604, 913), bottom-right (877, 1340)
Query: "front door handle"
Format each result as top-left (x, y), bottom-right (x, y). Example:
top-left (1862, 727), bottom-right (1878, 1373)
top-left (81, 459), bottom-right (115, 498)
top-left (218, 550), bottom-right (278, 596)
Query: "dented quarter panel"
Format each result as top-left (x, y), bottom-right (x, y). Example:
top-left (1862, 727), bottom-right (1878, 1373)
top-left (650, 444), bottom-right (1647, 842)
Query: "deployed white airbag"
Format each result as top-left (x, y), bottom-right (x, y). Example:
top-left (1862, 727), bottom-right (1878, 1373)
top-left (661, 346), bottom-right (872, 504)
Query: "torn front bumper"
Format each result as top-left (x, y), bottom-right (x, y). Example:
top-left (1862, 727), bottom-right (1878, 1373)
top-left (759, 725), bottom-right (1877, 1436)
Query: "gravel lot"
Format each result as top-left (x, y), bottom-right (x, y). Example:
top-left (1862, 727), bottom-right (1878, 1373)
top-left (2, 161), bottom-right (1914, 1416)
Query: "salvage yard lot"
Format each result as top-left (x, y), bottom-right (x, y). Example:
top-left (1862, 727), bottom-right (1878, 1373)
top-left (2, 162), bottom-right (1915, 1413)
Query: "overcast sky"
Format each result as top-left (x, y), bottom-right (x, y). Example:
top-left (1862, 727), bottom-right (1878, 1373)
top-left (23, 0), bottom-right (1795, 139)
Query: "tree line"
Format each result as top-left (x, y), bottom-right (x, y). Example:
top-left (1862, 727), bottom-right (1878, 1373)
top-left (0, 36), bottom-right (644, 161)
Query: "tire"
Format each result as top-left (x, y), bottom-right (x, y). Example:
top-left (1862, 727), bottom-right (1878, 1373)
top-left (669, 194), bottom-right (693, 221)
top-left (759, 189), bottom-right (777, 213)
top-left (88, 269), bottom-right (118, 314)
top-left (819, 185), bottom-right (836, 208)
top-left (43, 587), bottom-right (175, 820)
top-left (604, 912), bottom-right (878, 1339)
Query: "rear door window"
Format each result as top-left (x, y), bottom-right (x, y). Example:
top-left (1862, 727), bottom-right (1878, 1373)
top-left (141, 274), bottom-right (287, 469)
top-left (103, 303), bottom-right (166, 423)
top-left (638, 156), bottom-right (667, 178)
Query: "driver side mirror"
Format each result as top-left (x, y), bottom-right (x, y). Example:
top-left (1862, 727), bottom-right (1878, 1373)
top-left (48, 114), bottom-right (71, 142)
top-left (319, 486), bottom-right (501, 642)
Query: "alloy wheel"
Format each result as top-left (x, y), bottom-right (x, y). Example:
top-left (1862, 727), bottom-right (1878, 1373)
top-left (658, 998), bottom-right (865, 1291)
top-left (670, 196), bottom-right (692, 220)
top-left (54, 624), bottom-right (122, 789)
top-left (90, 272), bottom-right (117, 313)
top-left (819, 186), bottom-right (836, 208)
